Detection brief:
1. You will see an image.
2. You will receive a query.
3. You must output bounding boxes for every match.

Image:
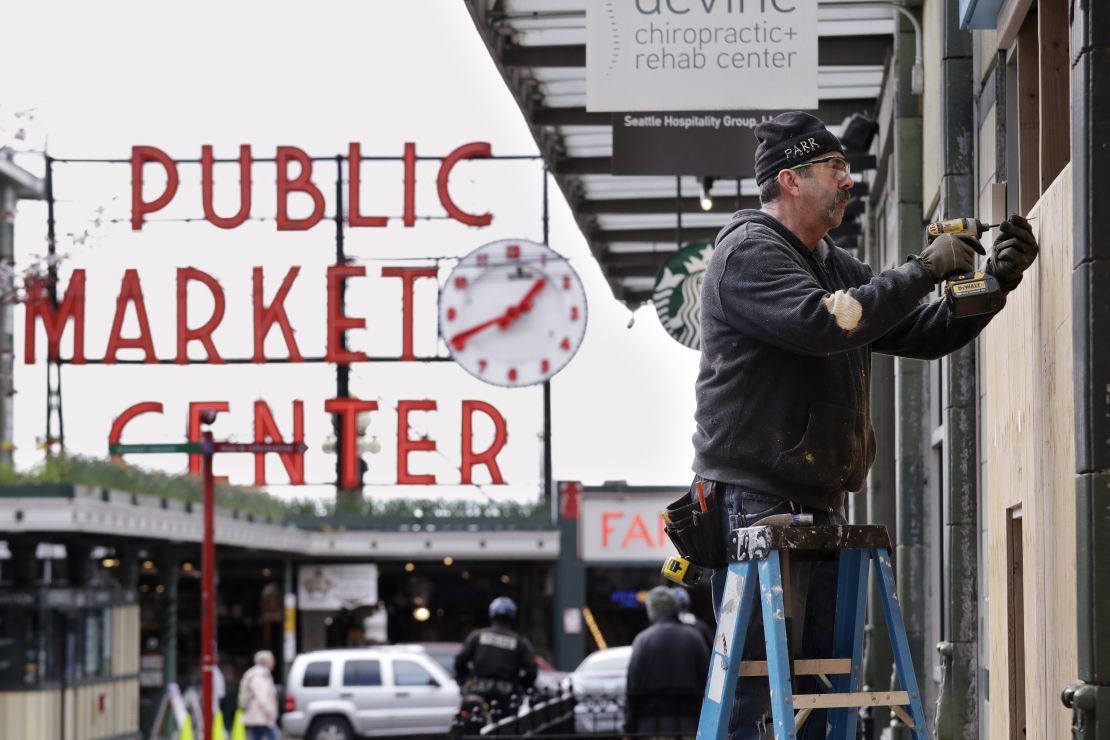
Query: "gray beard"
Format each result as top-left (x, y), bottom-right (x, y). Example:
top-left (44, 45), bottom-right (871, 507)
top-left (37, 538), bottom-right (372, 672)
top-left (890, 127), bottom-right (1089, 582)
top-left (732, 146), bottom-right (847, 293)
top-left (825, 192), bottom-right (850, 226)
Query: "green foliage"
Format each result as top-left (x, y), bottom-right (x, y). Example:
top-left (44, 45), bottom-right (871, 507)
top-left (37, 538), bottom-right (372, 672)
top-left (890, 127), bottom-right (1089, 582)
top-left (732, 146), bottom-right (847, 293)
top-left (0, 457), bottom-right (548, 524)
top-left (284, 495), bottom-right (548, 520)
top-left (0, 463), bottom-right (25, 486)
top-left (2, 455), bottom-right (287, 519)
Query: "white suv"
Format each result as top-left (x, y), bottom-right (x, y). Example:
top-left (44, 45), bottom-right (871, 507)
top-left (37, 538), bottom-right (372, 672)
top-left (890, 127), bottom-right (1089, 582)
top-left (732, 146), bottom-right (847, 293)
top-left (281, 646), bottom-right (461, 739)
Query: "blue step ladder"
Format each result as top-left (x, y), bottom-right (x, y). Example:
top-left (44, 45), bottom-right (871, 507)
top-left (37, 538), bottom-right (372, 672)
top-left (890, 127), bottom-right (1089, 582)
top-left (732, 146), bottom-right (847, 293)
top-left (697, 524), bottom-right (927, 739)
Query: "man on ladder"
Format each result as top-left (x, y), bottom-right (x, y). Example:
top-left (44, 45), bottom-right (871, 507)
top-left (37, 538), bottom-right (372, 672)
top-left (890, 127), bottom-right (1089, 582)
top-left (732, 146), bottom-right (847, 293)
top-left (688, 111), bottom-right (1039, 738)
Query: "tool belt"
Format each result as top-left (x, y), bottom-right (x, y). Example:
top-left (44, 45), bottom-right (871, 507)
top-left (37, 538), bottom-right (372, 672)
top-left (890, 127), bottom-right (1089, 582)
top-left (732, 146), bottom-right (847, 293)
top-left (663, 479), bottom-right (727, 570)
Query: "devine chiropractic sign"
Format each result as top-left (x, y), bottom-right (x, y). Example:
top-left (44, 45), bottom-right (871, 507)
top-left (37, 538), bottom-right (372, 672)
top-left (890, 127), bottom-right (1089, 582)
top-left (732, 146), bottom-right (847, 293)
top-left (586, 0), bottom-right (818, 111)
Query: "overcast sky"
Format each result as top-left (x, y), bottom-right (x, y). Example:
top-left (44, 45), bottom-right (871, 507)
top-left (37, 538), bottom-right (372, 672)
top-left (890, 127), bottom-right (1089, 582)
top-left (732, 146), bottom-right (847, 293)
top-left (1, 1), bottom-right (701, 506)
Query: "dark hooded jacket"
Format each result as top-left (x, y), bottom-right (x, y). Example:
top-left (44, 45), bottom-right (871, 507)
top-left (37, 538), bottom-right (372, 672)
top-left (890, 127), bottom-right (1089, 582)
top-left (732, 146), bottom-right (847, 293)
top-left (692, 210), bottom-right (1000, 510)
top-left (454, 622), bottom-right (538, 691)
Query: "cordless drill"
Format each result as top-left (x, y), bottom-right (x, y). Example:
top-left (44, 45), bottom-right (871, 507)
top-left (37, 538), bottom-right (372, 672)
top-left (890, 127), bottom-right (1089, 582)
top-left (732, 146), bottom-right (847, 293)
top-left (925, 218), bottom-right (1002, 318)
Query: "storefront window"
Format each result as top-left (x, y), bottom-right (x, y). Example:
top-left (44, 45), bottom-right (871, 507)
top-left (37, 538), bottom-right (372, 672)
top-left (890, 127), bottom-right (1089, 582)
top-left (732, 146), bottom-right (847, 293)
top-left (101, 608), bottom-right (113, 676)
top-left (0, 606), bottom-right (41, 687)
top-left (85, 610), bottom-right (101, 678)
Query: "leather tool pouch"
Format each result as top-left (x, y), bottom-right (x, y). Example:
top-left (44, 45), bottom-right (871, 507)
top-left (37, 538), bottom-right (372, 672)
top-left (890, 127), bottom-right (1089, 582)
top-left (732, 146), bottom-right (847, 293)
top-left (663, 479), bottom-right (727, 570)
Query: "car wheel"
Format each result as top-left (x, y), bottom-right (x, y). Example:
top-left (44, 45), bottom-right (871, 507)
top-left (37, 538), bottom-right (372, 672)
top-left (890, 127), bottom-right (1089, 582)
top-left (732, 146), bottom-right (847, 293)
top-left (308, 717), bottom-right (354, 740)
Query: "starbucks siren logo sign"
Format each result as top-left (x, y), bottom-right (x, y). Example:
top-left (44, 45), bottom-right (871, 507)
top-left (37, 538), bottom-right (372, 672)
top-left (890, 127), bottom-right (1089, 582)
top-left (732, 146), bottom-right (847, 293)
top-left (652, 242), bottom-right (713, 349)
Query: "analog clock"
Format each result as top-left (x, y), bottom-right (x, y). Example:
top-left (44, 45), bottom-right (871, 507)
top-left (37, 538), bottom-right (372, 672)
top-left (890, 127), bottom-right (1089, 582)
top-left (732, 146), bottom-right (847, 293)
top-left (439, 238), bottom-right (588, 387)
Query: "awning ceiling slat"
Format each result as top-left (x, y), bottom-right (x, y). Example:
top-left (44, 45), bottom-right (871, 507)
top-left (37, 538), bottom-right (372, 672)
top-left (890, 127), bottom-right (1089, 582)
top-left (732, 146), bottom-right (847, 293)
top-left (464, 0), bottom-right (890, 305)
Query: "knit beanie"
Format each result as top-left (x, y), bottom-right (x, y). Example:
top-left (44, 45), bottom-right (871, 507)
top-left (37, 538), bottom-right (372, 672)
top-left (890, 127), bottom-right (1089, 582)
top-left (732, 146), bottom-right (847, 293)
top-left (753, 111), bottom-right (844, 186)
top-left (645, 585), bottom-right (679, 623)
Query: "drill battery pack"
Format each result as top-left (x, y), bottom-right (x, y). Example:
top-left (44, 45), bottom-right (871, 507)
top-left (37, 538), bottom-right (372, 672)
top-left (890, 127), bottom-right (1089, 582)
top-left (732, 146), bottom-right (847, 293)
top-left (661, 479), bottom-right (727, 571)
top-left (945, 271), bottom-right (1003, 318)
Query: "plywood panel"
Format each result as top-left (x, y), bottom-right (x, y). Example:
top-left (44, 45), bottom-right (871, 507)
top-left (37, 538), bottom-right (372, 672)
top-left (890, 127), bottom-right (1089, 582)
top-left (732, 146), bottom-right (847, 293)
top-left (982, 164), bottom-right (1074, 739)
top-left (1037, 0), bottom-right (1071, 190)
top-left (922, 0), bottom-right (943, 207)
top-left (113, 604), bottom-right (140, 675)
top-left (1015, 12), bottom-right (1040, 214)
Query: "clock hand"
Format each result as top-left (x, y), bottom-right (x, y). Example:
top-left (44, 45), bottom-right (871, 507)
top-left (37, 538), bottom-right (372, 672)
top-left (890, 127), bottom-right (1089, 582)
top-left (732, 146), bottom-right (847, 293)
top-left (448, 279), bottom-right (547, 352)
top-left (449, 314), bottom-right (506, 351)
top-left (512, 278), bottom-right (547, 313)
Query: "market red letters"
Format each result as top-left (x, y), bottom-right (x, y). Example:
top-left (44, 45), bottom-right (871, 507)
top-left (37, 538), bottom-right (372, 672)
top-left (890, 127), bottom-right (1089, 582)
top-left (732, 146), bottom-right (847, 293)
top-left (380, 266), bottom-right (438, 361)
top-left (176, 268), bottom-right (225, 364)
top-left (24, 270), bottom-right (86, 363)
top-left (103, 269), bottom-right (157, 363)
top-left (326, 265), bottom-right (368, 364)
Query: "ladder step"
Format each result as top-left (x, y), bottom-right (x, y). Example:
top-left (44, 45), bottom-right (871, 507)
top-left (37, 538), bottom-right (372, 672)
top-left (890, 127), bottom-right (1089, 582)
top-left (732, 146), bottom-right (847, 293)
top-left (792, 691), bottom-right (911, 710)
top-left (738, 658), bottom-right (852, 677)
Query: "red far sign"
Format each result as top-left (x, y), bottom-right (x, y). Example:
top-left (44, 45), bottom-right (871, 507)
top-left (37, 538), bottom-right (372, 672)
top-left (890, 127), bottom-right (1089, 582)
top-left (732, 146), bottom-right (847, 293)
top-left (578, 491), bottom-right (682, 563)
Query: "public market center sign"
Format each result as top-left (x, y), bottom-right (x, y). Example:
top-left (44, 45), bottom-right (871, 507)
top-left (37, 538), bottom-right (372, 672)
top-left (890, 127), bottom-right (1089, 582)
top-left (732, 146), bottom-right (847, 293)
top-left (26, 143), bottom-right (539, 490)
top-left (586, 0), bottom-right (818, 112)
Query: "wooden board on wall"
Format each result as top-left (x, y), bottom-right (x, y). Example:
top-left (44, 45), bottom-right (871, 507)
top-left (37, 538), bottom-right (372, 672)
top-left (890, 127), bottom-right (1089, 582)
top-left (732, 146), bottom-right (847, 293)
top-left (982, 163), bottom-right (1075, 740)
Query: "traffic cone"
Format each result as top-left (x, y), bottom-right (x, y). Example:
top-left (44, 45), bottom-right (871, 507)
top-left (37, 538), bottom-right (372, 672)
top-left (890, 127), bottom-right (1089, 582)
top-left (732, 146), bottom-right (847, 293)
top-left (230, 710), bottom-right (247, 740)
top-left (213, 710), bottom-right (227, 740)
top-left (179, 712), bottom-right (194, 740)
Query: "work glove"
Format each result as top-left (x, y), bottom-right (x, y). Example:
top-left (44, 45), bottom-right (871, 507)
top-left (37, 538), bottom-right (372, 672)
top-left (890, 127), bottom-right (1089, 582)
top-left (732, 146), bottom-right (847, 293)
top-left (986, 214), bottom-right (1039, 291)
top-left (915, 233), bottom-right (979, 283)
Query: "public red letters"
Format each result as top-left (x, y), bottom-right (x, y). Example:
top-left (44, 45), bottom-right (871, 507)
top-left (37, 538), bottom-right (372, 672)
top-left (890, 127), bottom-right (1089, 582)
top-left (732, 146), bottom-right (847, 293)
top-left (201, 145), bottom-right (252, 229)
top-left (130, 142), bottom-right (493, 230)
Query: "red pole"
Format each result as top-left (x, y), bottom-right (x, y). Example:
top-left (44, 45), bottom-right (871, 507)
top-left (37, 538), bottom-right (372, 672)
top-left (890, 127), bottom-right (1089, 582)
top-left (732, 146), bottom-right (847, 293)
top-left (201, 430), bottom-right (216, 740)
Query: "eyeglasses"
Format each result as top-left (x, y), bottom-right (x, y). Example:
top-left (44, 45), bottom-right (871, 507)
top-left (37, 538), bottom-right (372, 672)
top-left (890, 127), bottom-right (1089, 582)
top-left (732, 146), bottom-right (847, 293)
top-left (787, 155), bottom-right (851, 176)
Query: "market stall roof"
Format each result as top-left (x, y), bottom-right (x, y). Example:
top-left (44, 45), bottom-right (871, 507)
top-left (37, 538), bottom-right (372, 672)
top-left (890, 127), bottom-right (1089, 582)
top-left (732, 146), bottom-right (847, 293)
top-left (464, 0), bottom-right (892, 306)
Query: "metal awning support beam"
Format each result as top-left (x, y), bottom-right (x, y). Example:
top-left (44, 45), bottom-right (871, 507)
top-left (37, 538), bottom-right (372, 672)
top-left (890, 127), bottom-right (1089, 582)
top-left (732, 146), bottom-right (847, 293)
top-left (555, 154), bottom-right (877, 177)
top-left (532, 98), bottom-right (880, 127)
top-left (581, 196), bottom-right (759, 215)
top-left (502, 36), bottom-right (893, 68)
top-left (596, 226), bottom-right (722, 243)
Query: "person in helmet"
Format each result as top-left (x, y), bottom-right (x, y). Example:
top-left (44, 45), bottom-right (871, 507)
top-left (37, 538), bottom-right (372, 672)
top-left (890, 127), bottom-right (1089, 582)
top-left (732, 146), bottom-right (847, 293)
top-left (671, 587), bottom-right (715, 650)
top-left (454, 597), bottom-right (538, 710)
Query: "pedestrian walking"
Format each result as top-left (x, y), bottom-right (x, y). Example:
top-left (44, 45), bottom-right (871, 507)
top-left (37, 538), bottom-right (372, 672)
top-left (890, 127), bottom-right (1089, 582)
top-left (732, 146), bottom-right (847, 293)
top-left (625, 586), bottom-right (710, 736)
top-left (238, 650), bottom-right (279, 740)
top-left (689, 110), bottom-right (1039, 738)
